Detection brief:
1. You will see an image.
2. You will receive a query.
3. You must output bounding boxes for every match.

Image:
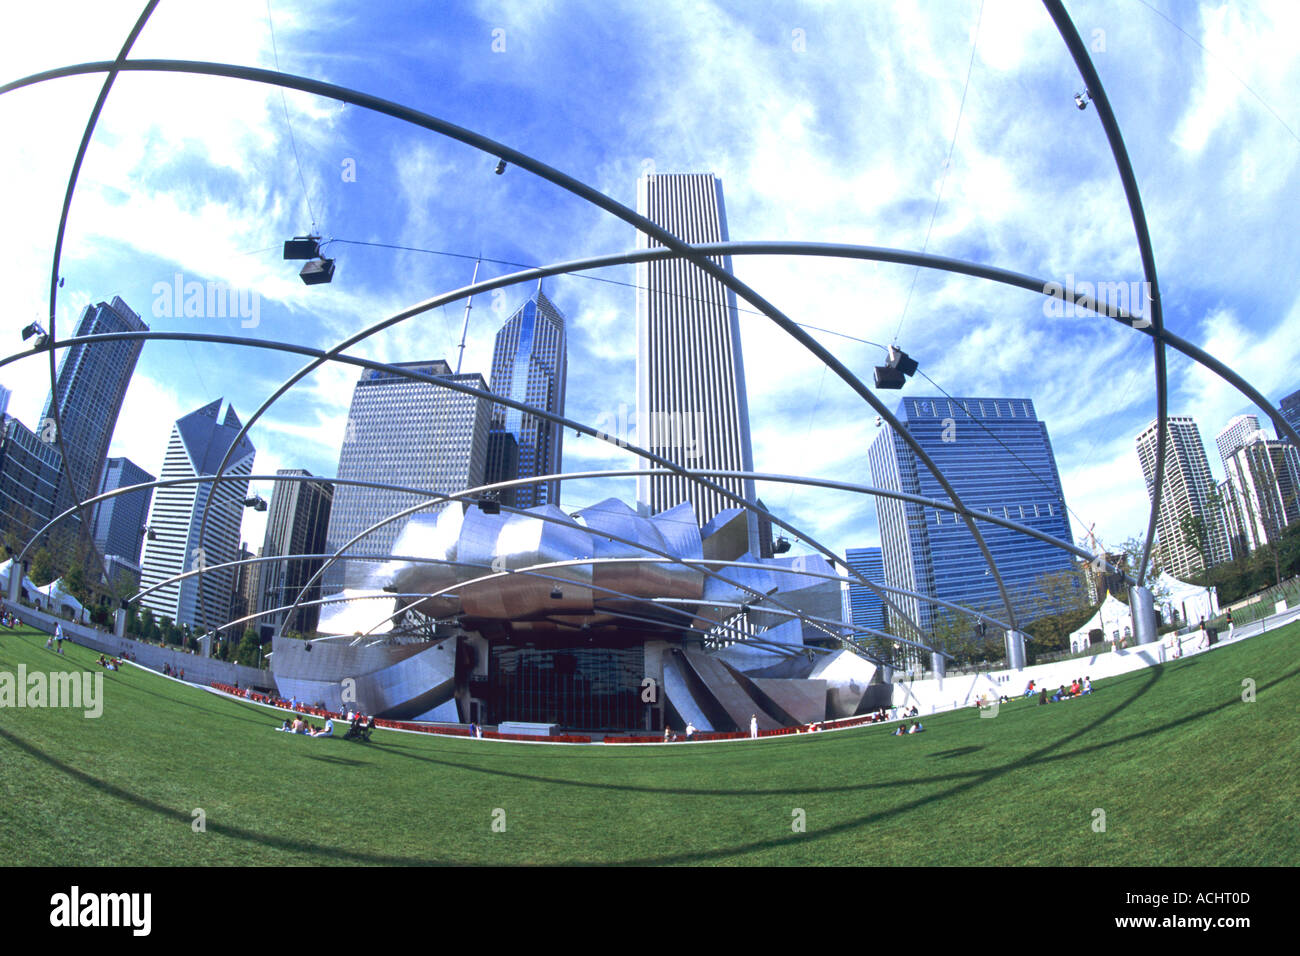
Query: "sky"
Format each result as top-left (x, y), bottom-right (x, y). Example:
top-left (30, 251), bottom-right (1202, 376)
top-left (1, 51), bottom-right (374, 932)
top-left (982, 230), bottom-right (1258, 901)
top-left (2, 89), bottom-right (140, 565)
top-left (1, 0), bottom-right (1297, 568)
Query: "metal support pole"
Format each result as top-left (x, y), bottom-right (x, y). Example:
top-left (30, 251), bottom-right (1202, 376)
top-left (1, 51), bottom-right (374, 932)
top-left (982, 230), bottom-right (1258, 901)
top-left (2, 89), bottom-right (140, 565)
top-left (1129, 585), bottom-right (1158, 645)
top-left (1004, 629), bottom-right (1028, 670)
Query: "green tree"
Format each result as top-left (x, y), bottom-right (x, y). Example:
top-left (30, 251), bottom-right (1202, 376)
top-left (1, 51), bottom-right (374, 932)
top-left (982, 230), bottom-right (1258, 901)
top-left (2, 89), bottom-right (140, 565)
top-left (235, 627), bottom-right (263, 667)
top-left (139, 606), bottom-right (157, 642)
top-left (27, 547), bottom-right (57, 587)
top-left (1179, 512), bottom-right (1210, 571)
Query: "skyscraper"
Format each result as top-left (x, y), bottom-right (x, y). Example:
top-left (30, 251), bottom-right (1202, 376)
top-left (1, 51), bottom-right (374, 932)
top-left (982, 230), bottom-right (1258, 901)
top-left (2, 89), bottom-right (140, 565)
top-left (0, 413), bottom-right (63, 549)
top-left (1220, 431), bottom-right (1300, 555)
top-left (1278, 388), bottom-right (1300, 442)
top-left (91, 457), bottom-right (155, 565)
top-left (844, 546), bottom-right (886, 654)
top-left (868, 397), bottom-right (1077, 638)
top-left (138, 399), bottom-right (255, 629)
top-left (636, 172), bottom-right (759, 553)
top-left (1215, 414), bottom-right (1261, 470)
top-left (1134, 416), bottom-right (1230, 577)
top-left (323, 361), bottom-right (492, 592)
top-left (487, 287), bottom-right (567, 509)
top-left (258, 469), bottom-right (334, 634)
top-left (41, 297), bottom-right (148, 523)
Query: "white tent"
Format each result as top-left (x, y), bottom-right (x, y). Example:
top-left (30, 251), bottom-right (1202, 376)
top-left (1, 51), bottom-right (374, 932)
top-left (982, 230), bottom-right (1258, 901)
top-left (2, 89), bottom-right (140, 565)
top-left (0, 557), bottom-right (42, 604)
top-left (1067, 592), bottom-right (1135, 653)
top-left (42, 578), bottom-right (89, 623)
top-left (1152, 572), bottom-right (1218, 627)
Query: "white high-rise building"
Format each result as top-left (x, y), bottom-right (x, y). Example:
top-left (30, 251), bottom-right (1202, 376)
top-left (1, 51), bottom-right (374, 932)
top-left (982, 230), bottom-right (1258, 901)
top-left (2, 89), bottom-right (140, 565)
top-left (635, 172), bottom-right (758, 553)
top-left (1221, 431), bottom-right (1300, 555)
top-left (323, 361), bottom-right (492, 591)
top-left (1215, 414), bottom-right (1260, 470)
top-left (1134, 417), bottom-right (1230, 577)
top-left (138, 399), bottom-right (255, 630)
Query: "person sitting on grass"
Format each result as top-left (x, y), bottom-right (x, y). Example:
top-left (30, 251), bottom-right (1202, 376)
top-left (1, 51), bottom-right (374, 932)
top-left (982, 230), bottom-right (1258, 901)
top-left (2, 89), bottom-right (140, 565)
top-left (892, 725), bottom-right (906, 736)
top-left (276, 719), bottom-right (292, 732)
top-left (908, 721), bottom-right (924, 734)
top-left (1038, 688), bottom-right (1048, 706)
top-left (1070, 679), bottom-right (1080, 697)
top-left (311, 719), bottom-right (334, 737)
top-left (1051, 685), bottom-right (1068, 703)
top-left (1023, 680), bottom-right (1036, 698)
top-left (1083, 676), bottom-right (1093, 695)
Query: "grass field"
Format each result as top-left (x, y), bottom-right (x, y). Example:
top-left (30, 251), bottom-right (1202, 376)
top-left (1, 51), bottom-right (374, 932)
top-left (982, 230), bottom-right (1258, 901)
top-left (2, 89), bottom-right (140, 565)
top-left (1, 623), bottom-right (1296, 866)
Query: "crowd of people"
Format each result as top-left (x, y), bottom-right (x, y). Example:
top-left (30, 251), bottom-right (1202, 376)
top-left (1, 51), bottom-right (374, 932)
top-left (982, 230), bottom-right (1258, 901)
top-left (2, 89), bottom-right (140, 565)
top-left (95, 654), bottom-right (123, 671)
top-left (276, 716), bottom-right (335, 737)
top-left (1039, 676), bottom-right (1093, 704)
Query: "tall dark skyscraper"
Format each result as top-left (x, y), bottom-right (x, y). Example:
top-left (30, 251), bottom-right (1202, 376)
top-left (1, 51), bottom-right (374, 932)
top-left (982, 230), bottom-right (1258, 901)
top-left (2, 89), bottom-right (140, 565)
top-left (91, 457), bottom-right (155, 565)
top-left (1278, 388), bottom-right (1300, 442)
top-left (0, 413), bottom-right (63, 548)
top-left (636, 172), bottom-right (759, 554)
top-left (41, 296), bottom-right (148, 524)
top-left (844, 546), bottom-right (886, 638)
top-left (868, 396), bottom-right (1077, 637)
top-left (487, 287), bottom-right (567, 509)
top-left (258, 469), bottom-right (335, 635)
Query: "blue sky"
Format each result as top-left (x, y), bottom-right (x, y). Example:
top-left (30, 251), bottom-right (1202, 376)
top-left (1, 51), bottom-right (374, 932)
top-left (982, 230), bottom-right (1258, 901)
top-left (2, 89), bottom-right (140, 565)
top-left (1, 0), bottom-right (1297, 566)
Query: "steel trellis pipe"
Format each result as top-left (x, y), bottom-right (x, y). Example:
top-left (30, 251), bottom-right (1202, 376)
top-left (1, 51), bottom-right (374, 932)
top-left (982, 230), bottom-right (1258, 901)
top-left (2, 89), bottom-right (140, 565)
top-left (1043, 0), bottom-right (1170, 587)
top-left (0, 56), bottom-right (1022, 634)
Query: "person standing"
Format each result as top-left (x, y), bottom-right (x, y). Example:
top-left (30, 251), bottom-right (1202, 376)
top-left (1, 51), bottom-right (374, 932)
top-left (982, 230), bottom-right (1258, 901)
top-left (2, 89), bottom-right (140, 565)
top-left (749, 714), bottom-right (758, 739)
top-left (685, 721), bottom-right (695, 740)
top-left (1226, 609), bottom-right (1233, 637)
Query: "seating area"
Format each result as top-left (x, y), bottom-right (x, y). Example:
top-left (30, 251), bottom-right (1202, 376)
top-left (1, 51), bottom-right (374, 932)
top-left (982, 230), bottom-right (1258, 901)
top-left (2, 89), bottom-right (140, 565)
top-left (207, 679), bottom-right (920, 744)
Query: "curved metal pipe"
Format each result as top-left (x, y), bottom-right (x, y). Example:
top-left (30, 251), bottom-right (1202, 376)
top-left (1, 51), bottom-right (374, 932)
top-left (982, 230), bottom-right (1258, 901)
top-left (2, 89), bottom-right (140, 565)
top-left (37, 2), bottom-right (159, 597)
top-left (0, 56), bottom-right (1022, 632)
top-left (1043, 0), bottom-right (1169, 586)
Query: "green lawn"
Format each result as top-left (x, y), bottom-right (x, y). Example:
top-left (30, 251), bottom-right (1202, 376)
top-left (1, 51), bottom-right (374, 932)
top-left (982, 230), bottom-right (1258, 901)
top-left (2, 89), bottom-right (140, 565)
top-left (1, 622), bottom-right (1296, 865)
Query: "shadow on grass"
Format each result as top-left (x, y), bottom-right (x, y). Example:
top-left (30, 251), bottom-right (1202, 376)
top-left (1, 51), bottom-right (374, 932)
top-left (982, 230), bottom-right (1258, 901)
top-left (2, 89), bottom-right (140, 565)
top-left (930, 746), bottom-right (983, 759)
top-left (0, 724), bottom-right (453, 865)
top-left (6, 630), bottom-right (1294, 865)
top-left (361, 661), bottom-right (1298, 864)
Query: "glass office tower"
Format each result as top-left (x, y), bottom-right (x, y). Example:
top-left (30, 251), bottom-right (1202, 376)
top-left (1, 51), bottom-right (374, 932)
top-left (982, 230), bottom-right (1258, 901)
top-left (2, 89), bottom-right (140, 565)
top-left (42, 297), bottom-right (148, 522)
top-left (91, 457), bottom-right (155, 565)
top-left (844, 546), bottom-right (886, 630)
top-left (324, 361), bottom-right (492, 592)
top-left (258, 469), bottom-right (334, 635)
top-left (487, 287), bottom-right (567, 509)
top-left (868, 396), bottom-right (1077, 637)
